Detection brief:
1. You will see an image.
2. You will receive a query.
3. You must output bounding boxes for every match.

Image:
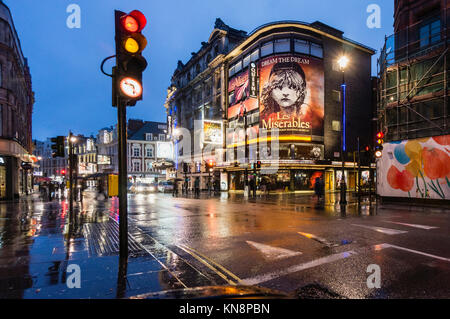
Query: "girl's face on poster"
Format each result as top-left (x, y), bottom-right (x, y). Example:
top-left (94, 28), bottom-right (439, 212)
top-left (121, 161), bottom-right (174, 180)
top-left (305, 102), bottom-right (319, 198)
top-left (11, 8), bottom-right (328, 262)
top-left (269, 71), bottom-right (304, 110)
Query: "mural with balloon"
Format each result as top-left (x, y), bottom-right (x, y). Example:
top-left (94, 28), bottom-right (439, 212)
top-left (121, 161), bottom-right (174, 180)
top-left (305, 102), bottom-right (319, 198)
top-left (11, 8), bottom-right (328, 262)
top-left (377, 135), bottom-right (450, 200)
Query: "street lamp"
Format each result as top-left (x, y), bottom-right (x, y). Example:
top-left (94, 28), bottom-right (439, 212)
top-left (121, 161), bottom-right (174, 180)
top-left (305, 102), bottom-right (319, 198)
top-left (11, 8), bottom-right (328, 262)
top-left (338, 55), bottom-right (349, 205)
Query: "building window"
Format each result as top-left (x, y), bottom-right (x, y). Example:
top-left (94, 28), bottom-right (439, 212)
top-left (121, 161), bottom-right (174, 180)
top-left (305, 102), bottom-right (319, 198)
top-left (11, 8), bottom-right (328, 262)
top-left (294, 39), bottom-right (309, 54)
top-left (147, 146), bottom-right (153, 157)
top-left (228, 65), bottom-right (235, 77)
top-left (159, 134), bottom-right (165, 141)
top-left (133, 161), bottom-right (140, 172)
top-left (419, 19), bottom-right (441, 48)
top-left (234, 61), bottom-right (242, 73)
top-left (243, 54), bottom-right (250, 68)
top-left (145, 133), bottom-right (152, 141)
top-left (274, 38), bottom-right (290, 53)
top-left (133, 147), bottom-right (140, 157)
top-left (332, 120), bottom-right (341, 132)
top-left (146, 161), bottom-right (152, 171)
top-left (261, 41), bottom-right (273, 57)
top-left (250, 49), bottom-right (259, 62)
top-left (311, 43), bottom-right (323, 58)
top-left (332, 90), bottom-right (341, 102)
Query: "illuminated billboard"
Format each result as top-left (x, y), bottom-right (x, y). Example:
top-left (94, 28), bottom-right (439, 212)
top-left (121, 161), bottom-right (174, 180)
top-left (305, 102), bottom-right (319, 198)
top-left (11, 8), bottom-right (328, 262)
top-left (259, 55), bottom-right (324, 137)
top-left (227, 69), bottom-right (258, 119)
top-left (203, 120), bottom-right (223, 144)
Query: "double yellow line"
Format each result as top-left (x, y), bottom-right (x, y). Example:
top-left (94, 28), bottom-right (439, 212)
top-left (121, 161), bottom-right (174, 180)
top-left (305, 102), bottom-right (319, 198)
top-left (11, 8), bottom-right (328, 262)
top-left (178, 244), bottom-right (242, 286)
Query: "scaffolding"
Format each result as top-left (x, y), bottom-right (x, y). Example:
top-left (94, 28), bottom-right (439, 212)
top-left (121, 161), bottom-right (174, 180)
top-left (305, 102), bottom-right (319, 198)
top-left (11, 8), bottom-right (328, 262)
top-left (378, 8), bottom-right (450, 141)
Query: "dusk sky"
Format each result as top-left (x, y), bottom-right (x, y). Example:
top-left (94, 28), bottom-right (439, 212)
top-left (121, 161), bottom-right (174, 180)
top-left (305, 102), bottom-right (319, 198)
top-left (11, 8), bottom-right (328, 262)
top-left (6, 0), bottom-right (394, 141)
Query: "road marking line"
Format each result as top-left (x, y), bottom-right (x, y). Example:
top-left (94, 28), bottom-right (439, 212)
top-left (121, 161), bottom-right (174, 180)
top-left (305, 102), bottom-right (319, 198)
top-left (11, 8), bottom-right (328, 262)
top-left (178, 244), bottom-right (241, 285)
top-left (351, 224), bottom-right (408, 235)
top-left (297, 232), bottom-right (338, 247)
top-left (246, 241), bottom-right (302, 260)
top-left (384, 221), bottom-right (438, 230)
top-left (180, 245), bottom-right (242, 283)
top-left (241, 250), bottom-right (357, 285)
top-left (382, 243), bottom-right (450, 262)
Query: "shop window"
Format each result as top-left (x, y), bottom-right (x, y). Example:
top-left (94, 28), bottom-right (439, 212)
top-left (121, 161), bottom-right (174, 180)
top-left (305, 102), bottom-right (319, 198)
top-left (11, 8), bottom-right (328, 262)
top-left (274, 38), bottom-right (290, 53)
top-left (294, 39), bottom-right (309, 54)
top-left (261, 41), bottom-right (273, 57)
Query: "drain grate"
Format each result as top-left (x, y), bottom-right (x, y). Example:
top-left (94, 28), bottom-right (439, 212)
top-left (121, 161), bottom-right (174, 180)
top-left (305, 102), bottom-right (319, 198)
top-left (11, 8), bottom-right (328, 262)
top-left (82, 219), bottom-right (145, 257)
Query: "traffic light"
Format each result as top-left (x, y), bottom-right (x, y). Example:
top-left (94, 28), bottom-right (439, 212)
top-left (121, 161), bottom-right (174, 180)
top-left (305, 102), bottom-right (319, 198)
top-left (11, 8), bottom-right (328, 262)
top-left (51, 136), bottom-right (65, 158)
top-left (206, 159), bottom-right (215, 172)
top-left (256, 161), bottom-right (261, 169)
top-left (114, 10), bottom-right (148, 106)
top-left (183, 162), bottom-right (188, 173)
top-left (61, 169), bottom-right (66, 176)
top-left (375, 132), bottom-right (384, 158)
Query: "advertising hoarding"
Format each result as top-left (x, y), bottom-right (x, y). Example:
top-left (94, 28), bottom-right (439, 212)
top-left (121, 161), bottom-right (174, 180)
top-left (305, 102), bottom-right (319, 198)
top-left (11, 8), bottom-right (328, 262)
top-left (378, 135), bottom-right (450, 200)
top-left (259, 55), bottom-right (324, 137)
top-left (203, 121), bottom-right (223, 144)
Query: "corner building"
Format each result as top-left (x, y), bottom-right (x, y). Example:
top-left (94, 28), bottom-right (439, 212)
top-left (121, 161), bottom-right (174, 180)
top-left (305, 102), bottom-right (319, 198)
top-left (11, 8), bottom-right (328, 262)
top-left (167, 20), bottom-right (375, 193)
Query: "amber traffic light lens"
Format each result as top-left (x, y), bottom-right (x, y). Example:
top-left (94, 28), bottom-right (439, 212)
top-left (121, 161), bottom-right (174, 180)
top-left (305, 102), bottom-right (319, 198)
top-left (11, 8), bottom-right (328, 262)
top-left (124, 37), bottom-right (139, 53)
top-left (122, 15), bottom-right (139, 32)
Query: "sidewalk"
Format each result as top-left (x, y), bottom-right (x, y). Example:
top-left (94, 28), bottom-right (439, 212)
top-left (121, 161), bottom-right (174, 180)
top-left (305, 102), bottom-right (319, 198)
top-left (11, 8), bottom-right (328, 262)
top-left (0, 193), bottom-right (186, 299)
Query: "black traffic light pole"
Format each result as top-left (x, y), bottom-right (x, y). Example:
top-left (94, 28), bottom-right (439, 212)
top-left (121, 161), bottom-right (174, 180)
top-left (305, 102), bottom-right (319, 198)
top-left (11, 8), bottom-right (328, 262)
top-left (68, 132), bottom-right (74, 225)
top-left (117, 95), bottom-right (128, 260)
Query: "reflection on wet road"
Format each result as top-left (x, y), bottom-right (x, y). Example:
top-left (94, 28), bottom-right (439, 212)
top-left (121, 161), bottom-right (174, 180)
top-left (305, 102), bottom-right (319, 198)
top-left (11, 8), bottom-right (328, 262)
top-left (0, 191), bottom-right (449, 298)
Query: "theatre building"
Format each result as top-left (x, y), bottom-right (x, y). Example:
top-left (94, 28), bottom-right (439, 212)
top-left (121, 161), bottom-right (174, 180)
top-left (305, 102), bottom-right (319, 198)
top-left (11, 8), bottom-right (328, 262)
top-left (167, 19), bottom-right (375, 193)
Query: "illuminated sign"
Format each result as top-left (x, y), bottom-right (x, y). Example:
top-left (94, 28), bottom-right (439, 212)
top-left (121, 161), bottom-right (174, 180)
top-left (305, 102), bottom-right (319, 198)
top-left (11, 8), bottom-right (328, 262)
top-left (97, 155), bottom-right (111, 165)
top-left (249, 62), bottom-right (258, 98)
top-left (157, 142), bottom-right (173, 159)
top-left (203, 121), bottom-right (223, 144)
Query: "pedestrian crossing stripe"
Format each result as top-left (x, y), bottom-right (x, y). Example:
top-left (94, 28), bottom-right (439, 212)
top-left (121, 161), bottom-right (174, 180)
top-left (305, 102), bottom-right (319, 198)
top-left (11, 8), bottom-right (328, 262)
top-left (384, 221), bottom-right (438, 230)
top-left (351, 224), bottom-right (408, 235)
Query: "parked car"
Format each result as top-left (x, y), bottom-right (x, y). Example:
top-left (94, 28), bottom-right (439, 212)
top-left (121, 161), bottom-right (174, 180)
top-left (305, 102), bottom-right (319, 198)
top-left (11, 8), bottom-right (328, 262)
top-left (158, 180), bottom-right (174, 193)
top-left (131, 182), bottom-right (158, 194)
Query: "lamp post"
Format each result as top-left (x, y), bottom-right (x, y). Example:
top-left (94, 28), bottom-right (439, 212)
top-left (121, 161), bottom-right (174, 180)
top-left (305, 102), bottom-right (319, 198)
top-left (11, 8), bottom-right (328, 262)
top-left (338, 56), bottom-right (349, 205)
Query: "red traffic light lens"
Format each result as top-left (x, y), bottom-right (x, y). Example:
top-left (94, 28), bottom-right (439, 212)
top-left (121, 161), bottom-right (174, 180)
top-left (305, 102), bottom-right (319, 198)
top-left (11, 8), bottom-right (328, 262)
top-left (121, 10), bottom-right (147, 33)
top-left (122, 15), bottom-right (139, 32)
top-left (376, 132), bottom-right (384, 139)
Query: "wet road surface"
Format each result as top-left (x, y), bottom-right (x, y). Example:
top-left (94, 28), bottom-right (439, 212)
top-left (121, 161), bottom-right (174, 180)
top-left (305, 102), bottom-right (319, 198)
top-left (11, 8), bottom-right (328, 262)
top-left (0, 190), bottom-right (449, 298)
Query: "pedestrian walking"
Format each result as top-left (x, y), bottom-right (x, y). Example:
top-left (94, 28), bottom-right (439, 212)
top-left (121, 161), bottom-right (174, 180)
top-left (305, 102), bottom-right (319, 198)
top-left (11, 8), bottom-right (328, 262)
top-left (314, 177), bottom-right (321, 201)
top-left (173, 180), bottom-right (179, 197)
top-left (194, 177), bottom-right (200, 198)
